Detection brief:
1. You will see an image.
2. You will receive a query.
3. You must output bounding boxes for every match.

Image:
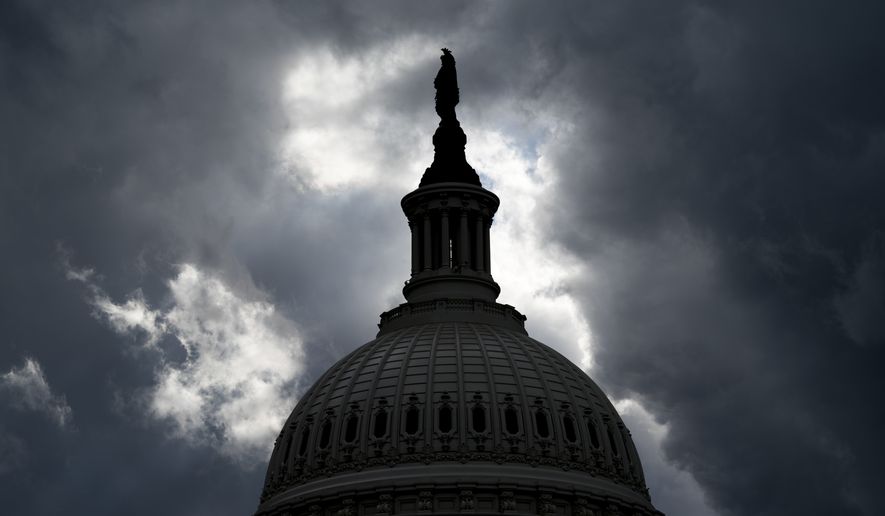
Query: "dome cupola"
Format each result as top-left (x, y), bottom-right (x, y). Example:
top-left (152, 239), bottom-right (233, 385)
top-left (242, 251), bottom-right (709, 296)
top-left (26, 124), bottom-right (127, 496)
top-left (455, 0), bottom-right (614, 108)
top-left (402, 48), bottom-right (500, 305)
top-left (257, 50), bottom-right (663, 516)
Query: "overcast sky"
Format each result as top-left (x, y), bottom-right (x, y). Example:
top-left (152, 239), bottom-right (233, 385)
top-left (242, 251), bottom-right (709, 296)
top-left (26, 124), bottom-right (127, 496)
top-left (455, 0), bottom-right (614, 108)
top-left (2, 1), bottom-right (885, 515)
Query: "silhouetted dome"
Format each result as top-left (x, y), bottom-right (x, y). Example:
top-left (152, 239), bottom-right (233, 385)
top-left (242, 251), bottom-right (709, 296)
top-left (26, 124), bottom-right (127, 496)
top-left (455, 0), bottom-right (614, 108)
top-left (256, 50), bottom-right (663, 516)
top-left (259, 309), bottom-right (656, 515)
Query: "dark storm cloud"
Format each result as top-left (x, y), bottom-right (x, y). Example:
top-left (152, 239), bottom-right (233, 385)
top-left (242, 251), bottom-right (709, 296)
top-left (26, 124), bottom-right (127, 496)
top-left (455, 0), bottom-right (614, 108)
top-left (498, 3), bottom-right (885, 516)
top-left (1, 1), bottom-right (327, 513)
top-left (2, 1), bottom-right (883, 515)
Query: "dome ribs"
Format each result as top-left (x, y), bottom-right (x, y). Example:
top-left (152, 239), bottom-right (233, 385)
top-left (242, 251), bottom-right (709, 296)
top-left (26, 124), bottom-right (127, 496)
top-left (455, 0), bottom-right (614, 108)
top-left (468, 323), bottom-right (501, 452)
top-left (388, 321), bottom-right (424, 452)
top-left (505, 331), bottom-right (562, 459)
top-left (530, 339), bottom-right (588, 461)
top-left (260, 322), bottom-right (659, 515)
top-left (423, 323), bottom-right (444, 452)
top-left (486, 324), bottom-right (535, 452)
top-left (431, 324), bottom-right (459, 451)
top-left (275, 343), bottom-right (357, 481)
top-left (305, 334), bottom-right (384, 467)
top-left (555, 348), bottom-right (619, 471)
top-left (268, 323), bottom-right (654, 483)
top-left (359, 325), bottom-right (427, 460)
top-left (304, 330), bottom-right (367, 464)
top-left (453, 323), bottom-right (467, 452)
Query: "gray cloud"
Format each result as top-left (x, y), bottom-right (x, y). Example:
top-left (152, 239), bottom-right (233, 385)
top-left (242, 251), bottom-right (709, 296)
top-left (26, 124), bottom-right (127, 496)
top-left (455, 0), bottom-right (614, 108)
top-left (2, 1), bottom-right (883, 515)
top-left (524, 3), bottom-right (885, 515)
top-left (1, 358), bottom-right (72, 427)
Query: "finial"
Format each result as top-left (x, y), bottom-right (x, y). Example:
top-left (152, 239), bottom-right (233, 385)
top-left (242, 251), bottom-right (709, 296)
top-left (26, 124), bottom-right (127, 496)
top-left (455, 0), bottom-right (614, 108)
top-left (420, 49), bottom-right (481, 187)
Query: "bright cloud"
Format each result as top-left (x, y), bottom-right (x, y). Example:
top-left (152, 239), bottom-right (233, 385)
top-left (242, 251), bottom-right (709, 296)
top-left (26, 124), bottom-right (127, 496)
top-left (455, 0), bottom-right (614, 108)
top-left (66, 261), bottom-right (305, 464)
top-left (1, 357), bottom-right (73, 428)
top-left (154, 265), bottom-right (304, 462)
top-left (93, 291), bottom-right (166, 344)
top-left (280, 37), bottom-right (438, 192)
top-left (469, 127), bottom-right (596, 369)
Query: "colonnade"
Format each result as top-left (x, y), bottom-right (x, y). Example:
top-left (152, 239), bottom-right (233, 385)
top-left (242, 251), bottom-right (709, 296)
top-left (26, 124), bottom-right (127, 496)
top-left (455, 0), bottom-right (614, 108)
top-left (408, 207), bottom-right (492, 276)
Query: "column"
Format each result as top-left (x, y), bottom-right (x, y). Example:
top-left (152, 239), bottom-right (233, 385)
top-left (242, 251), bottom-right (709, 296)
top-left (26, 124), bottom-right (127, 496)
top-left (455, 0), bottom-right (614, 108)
top-left (409, 219), bottom-right (419, 276)
top-left (439, 209), bottom-right (450, 269)
top-left (459, 209), bottom-right (470, 268)
top-left (474, 214), bottom-right (484, 272)
top-left (423, 212), bottom-right (432, 271)
top-left (483, 216), bottom-right (492, 275)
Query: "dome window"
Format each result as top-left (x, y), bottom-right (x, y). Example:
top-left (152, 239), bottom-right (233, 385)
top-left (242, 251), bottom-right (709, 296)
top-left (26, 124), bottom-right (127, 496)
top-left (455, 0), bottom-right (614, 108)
top-left (281, 431), bottom-right (294, 460)
top-left (563, 415), bottom-right (578, 443)
top-left (471, 405), bottom-right (487, 433)
top-left (404, 405), bottom-right (420, 435)
top-left (438, 405), bottom-right (453, 433)
top-left (535, 410), bottom-right (551, 438)
top-left (373, 409), bottom-right (389, 438)
top-left (504, 406), bottom-right (520, 435)
top-left (297, 427), bottom-right (311, 456)
top-left (318, 420), bottom-right (333, 449)
top-left (586, 416), bottom-right (601, 448)
top-left (606, 424), bottom-right (620, 457)
top-left (343, 414), bottom-right (359, 443)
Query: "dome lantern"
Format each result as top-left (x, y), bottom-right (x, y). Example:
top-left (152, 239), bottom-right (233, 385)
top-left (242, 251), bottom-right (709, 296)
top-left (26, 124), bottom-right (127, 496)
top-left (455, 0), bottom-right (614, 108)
top-left (401, 49), bottom-right (501, 305)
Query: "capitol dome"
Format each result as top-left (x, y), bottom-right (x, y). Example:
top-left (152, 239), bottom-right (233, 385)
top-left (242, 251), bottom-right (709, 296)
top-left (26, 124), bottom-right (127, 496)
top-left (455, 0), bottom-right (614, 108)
top-left (256, 50), bottom-right (662, 516)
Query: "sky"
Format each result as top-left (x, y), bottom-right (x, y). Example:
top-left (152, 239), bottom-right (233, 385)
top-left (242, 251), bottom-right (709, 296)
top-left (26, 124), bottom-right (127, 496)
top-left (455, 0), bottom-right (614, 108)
top-left (1, 1), bottom-right (884, 515)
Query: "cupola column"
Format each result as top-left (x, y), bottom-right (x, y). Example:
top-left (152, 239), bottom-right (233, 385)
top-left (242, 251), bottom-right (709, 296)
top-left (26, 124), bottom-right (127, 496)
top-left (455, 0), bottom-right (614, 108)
top-left (410, 218), bottom-right (420, 276)
top-left (423, 212), bottom-right (432, 271)
top-left (440, 208), bottom-right (450, 269)
top-left (484, 217), bottom-right (492, 275)
top-left (459, 209), bottom-right (470, 268)
top-left (474, 214), bottom-right (485, 272)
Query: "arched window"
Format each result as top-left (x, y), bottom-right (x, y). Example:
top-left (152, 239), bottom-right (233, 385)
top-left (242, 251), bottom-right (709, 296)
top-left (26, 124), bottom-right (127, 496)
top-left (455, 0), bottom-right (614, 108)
top-left (587, 418), bottom-right (600, 448)
top-left (373, 409), bottom-right (388, 438)
top-left (563, 415), bottom-right (578, 443)
top-left (535, 410), bottom-right (551, 438)
top-left (438, 405), bottom-right (453, 433)
top-left (606, 424), bottom-right (620, 457)
top-left (404, 406), bottom-right (420, 435)
top-left (504, 406), bottom-right (520, 435)
top-left (297, 427), bottom-right (311, 456)
top-left (282, 431), bottom-right (294, 460)
top-left (343, 414), bottom-right (359, 443)
top-left (471, 405), bottom-right (487, 433)
top-left (318, 420), bottom-right (333, 449)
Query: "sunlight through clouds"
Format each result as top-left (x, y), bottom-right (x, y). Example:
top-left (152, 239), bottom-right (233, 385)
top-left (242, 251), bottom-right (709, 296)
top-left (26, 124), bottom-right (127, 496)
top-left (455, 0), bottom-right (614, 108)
top-left (284, 41), bottom-right (599, 368)
top-left (469, 128), bottom-right (595, 370)
top-left (280, 37), bottom-right (438, 192)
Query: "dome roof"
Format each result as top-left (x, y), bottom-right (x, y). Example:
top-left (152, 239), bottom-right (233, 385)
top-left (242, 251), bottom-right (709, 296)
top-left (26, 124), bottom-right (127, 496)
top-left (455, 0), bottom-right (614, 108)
top-left (258, 305), bottom-right (658, 515)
